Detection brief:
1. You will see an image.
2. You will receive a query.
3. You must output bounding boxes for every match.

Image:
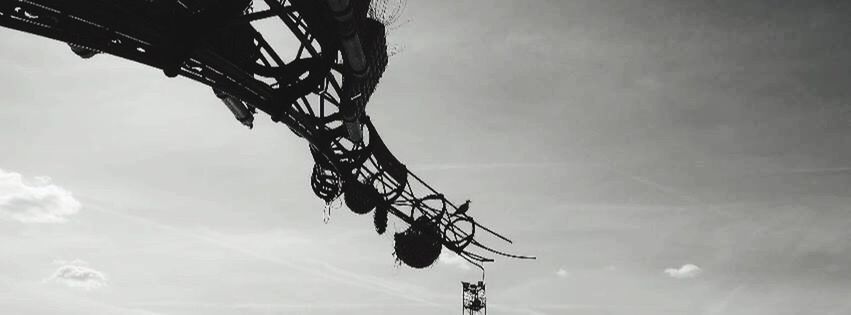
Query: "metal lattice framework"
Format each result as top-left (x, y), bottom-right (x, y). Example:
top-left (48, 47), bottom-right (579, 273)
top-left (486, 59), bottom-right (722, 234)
top-left (462, 281), bottom-right (487, 315)
top-left (0, 0), bottom-right (533, 269)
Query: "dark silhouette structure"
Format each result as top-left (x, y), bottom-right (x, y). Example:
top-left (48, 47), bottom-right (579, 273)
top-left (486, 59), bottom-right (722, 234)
top-left (462, 281), bottom-right (487, 315)
top-left (0, 0), bottom-right (533, 269)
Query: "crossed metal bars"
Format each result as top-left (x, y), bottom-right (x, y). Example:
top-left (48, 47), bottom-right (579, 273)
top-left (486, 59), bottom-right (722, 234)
top-left (0, 0), bottom-right (533, 269)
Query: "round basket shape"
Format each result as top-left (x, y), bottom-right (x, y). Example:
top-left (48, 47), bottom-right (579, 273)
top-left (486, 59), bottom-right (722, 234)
top-left (394, 217), bottom-right (443, 268)
top-left (344, 180), bottom-right (382, 214)
top-left (311, 164), bottom-right (341, 203)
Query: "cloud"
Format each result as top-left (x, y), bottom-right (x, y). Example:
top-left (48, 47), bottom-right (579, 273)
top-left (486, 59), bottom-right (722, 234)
top-left (705, 284), bottom-right (746, 315)
top-left (439, 251), bottom-right (472, 271)
top-left (416, 162), bottom-right (568, 171)
top-left (53, 259), bottom-right (90, 266)
top-left (556, 268), bottom-right (569, 277)
top-left (664, 264), bottom-right (702, 279)
top-left (46, 260), bottom-right (107, 290)
top-left (0, 169), bottom-right (80, 223)
top-left (84, 204), bottom-right (441, 306)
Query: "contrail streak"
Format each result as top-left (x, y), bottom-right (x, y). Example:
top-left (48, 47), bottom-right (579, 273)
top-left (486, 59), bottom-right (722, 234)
top-left (79, 197), bottom-right (445, 308)
top-left (624, 173), bottom-right (700, 203)
top-left (129, 301), bottom-right (442, 310)
top-left (594, 161), bottom-right (701, 204)
top-left (414, 162), bottom-right (569, 171)
top-left (704, 284), bottom-right (746, 315)
top-left (762, 167), bottom-right (851, 175)
top-left (490, 302), bottom-right (687, 314)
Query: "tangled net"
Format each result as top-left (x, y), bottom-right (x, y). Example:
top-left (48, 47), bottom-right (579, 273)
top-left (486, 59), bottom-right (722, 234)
top-left (343, 179), bottom-right (382, 215)
top-left (394, 216), bottom-right (443, 269)
top-left (368, 0), bottom-right (407, 27)
top-left (311, 163), bottom-right (341, 203)
top-left (0, 0), bottom-right (536, 275)
top-left (368, 0), bottom-right (407, 57)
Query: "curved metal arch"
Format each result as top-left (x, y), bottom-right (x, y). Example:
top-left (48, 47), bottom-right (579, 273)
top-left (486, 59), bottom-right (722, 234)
top-left (0, 0), bottom-right (535, 268)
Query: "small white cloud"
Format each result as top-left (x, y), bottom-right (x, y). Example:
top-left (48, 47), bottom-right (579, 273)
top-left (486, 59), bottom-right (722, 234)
top-left (0, 169), bottom-right (80, 223)
top-left (46, 259), bottom-right (107, 290)
top-left (439, 251), bottom-right (472, 271)
top-left (556, 268), bottom-right (569, 277)
top-left (664, 263), bottom-right (702, 279)
top-left (53, 259), bottom-right (90, 266)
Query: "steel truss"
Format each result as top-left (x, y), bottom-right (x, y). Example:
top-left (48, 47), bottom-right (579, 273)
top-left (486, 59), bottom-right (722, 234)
top-left (0, 0), bottom-right (533, 269)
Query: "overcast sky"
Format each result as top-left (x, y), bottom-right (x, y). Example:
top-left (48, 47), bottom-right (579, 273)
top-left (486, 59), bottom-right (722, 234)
top-left (2, 0), bottom-right (851, 314)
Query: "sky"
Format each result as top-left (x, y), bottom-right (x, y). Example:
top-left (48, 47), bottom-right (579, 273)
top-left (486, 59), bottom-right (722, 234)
top-left (1, 0), bottom-right (851, 314)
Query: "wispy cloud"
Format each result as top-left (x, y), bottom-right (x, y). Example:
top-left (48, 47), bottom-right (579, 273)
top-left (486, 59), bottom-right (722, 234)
top-left (79, 198), bottom-right (446, 309)
top-left (762, 167), bottom-right (851, 175)
top-left (0, 169), bottom-right (80, 223)
top-left (587, 159), bottom-right (702, 204)
top-left (45, 259), bottom-right (107, 290)
top-left (439, 251), bottom-right (472, 271)
top-left (491, 303), bottom-right (688, 314)
top-left (129, 301), bottom-right (443, 311)
top-left (415, 162), bottom-right (568, 171)
top-left (704, 284), bottom-right (746, 315)
top-left (664, 263), bottom-right (702, 279)
top-left (555, 268), bottom-right (569, 277)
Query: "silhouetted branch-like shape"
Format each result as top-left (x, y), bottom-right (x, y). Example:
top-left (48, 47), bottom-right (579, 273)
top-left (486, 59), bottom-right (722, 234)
top-left (0, 0), bottom-right (534, 269)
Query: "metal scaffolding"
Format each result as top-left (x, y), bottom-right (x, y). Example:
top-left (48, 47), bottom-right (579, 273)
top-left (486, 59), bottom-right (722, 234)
top-left (462, 281), bottom-right (487, 315)
top-left (0, 0), bottom-right (534, 269)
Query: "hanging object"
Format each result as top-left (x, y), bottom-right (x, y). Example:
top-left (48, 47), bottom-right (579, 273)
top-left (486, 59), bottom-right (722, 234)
top-left (462, 281), bottom-right (487, 315)
top-left (311, 164), bottom-right (342, 203)
top-left (373, 204), bottom-right (388, 234)
top-left (343, 179), bottom-right (382, 214)
top-left (0, 0), bottom-right (535, 272)
top-left (394, 216), bottom-right (442, 268)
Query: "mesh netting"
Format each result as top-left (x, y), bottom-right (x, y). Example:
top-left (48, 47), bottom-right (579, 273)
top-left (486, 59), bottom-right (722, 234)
top-left (368, 0), bottom-right (407, 27)
top-left (394, 216), bottom-right (443, 269)
top-left (343, 179), bottom-right (382, 214)
top-left (368, 0), bottom-right (407, 57)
